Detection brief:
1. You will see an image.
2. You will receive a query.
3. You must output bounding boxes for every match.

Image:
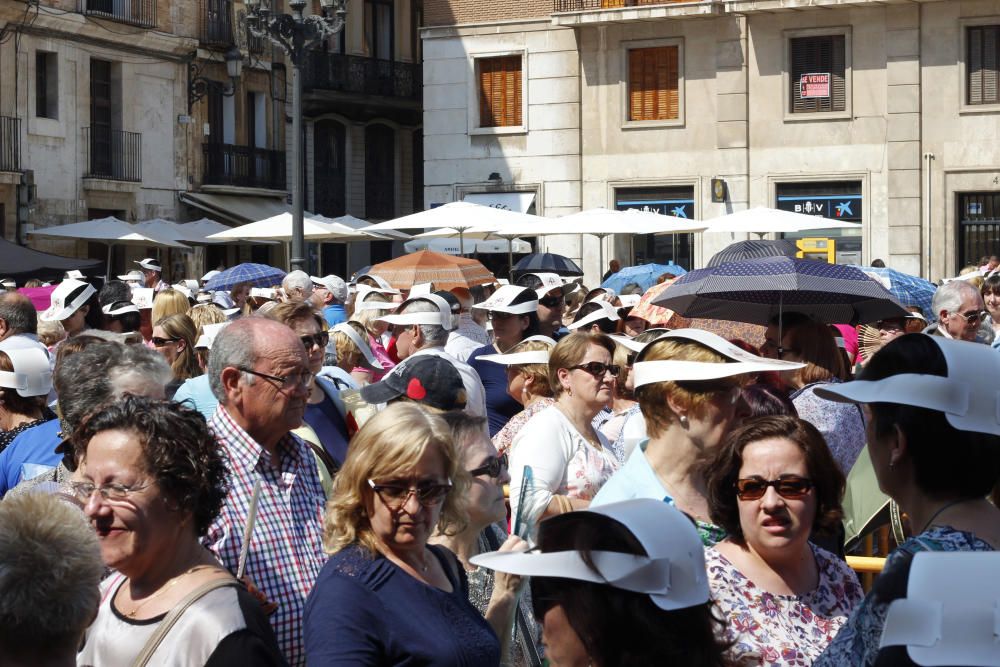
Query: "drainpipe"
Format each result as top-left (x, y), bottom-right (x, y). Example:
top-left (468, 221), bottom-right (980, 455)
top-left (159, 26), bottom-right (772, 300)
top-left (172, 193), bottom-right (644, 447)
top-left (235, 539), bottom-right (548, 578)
top-left (923, 151), bottom-right (934, 280)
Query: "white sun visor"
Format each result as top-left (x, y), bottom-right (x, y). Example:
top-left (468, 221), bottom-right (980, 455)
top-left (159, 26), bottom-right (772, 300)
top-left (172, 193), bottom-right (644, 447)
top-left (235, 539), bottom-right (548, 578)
top-left (354, 273), bottom-right (400, 293)
top-left (879, 552), bottom-right (1000, 666)
top-left (40, 279), bottom-right (96, 322)
top-left (632, 327), bottom-right (804, 388)
top-left (102, 302), bottom-right (139, 316)
top-left (378, 294), bottom-right (456, 331)
top-left (0, 346), bottom-right (53, 397)
top-left (472, 285), bottom-right (537, 315)
top-left (194, 322), bottom-right (230, 350)
top-left (332, 323), bottom-right (379, 369)
top-left (477, 350), bottom-right (551, 366)
top-left (568, 301), bottom-right (622, 330)
top-left (131, 287), bottom-right (154, 310)
top-left (815, 336), bottom-right (1000, 436)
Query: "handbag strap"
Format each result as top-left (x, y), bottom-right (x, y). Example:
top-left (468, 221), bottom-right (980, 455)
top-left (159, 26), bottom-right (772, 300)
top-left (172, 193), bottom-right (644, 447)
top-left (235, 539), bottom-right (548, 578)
top-left (130, 577), bottom-right (238, 667)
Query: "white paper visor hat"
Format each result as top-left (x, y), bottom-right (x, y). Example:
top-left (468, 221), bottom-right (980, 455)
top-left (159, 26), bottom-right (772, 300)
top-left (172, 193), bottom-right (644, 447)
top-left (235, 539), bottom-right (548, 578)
top-left (378, 294), bottom-right (456, 331)
top-left (470, 498), bottom-right (710, 612)
top-left (0, 346), bottom-right (53, 397)
top-left (814, 336), bottom-right (1000, 436)
top-left (631, 328), bottom-right (804, 388)
top-left (40, 279), bottom-right (96, 322)
top-left (879, 551), bottom-right (1000, 666)
top-left (472, 285), bottom-right (538, 315)
top-left (568, 300), bottom-right (622, 330)
top-left (332, 323), bottom-right (379, 369)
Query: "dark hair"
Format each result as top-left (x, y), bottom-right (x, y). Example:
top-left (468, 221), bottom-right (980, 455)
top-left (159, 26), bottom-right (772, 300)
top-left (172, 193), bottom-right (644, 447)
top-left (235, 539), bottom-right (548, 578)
top-left (104, 301), bottom-right (141, 333)
top-left (862, 334), bottom-right (1000, 499)
top-left (982, 274), bottom-right (1000, 297)
top-left (509, 288), bottom-right (541, 338)
top-left (0, 293), bottom-right (37, 336)
top-left (74, 396), bottom-right (229, 536)
top-left (98, 280), bottom-right (131, 307)
top-left (705, 415), bottom-right (845, 545)
top-left (531, 511), bottom-right (731, 667)
top-left (0, 351), bottom-right (47, 417)
top-left (740, 384), bottom-right (798, 418)
top-left (572, 301), bottom-right (617, 333)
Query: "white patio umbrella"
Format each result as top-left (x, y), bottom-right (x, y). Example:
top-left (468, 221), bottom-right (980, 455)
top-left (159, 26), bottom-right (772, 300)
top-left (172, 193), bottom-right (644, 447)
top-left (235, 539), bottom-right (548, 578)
top-left (702, 207), bottom-right (862, 237)
top-left (207, 212), bottom-right (390, 242)
top-left (28, 216), bottom-right (190, 277)
top-left (404, 236), bottom-right (531, 255)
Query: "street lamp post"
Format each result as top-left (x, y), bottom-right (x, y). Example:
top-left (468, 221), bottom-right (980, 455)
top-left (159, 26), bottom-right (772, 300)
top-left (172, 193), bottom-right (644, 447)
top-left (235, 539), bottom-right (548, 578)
top-left (244, 0), bottom-right (346, 272)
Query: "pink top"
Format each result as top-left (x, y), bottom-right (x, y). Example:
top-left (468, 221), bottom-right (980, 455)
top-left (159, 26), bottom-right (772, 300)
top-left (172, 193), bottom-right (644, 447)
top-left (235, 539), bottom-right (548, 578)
top-left (352, 333), bottom-right (395, 382)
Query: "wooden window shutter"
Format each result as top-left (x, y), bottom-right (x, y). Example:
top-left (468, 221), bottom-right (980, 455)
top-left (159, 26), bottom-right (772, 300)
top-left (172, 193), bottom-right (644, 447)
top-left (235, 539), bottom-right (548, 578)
top-left (479, 56), bottom-right (522, 128)
top-left (628, 46), bottom-right (679, 122)
top-left (790, 35), bottom-right (846, 113)
top-left (969, 26), bottom-right (1000, 105)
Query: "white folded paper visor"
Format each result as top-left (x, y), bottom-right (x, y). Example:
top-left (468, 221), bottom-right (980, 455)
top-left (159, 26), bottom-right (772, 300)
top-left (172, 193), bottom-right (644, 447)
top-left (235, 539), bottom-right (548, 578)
top-left (568, 301), bottom-right (621, 330)
top-left (477, 350), bottom-right (550, 366)
top-left (0, 347), bottom-right (53, 397)
top-left (332, 323), bottom-right (379, 368)
top-left (631, 327), bottom-right (804, 388)
top-left (102, 302), bottom-right (139, 316)
top-left (378, 294), bottom-right (455, 331)
top-left (473, 285), bottom-right (538, 315)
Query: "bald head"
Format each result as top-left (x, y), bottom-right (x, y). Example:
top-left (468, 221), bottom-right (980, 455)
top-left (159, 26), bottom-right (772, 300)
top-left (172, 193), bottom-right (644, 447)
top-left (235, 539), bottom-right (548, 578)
top-left (208, 316), bottom-right (306, 402)
top-left (0, 292), bottom-right (36, 341)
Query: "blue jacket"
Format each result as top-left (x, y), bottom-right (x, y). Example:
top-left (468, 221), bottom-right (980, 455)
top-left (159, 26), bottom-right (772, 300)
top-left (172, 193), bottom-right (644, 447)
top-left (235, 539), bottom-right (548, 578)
top-left (0, 419), bottom-right (62, 497)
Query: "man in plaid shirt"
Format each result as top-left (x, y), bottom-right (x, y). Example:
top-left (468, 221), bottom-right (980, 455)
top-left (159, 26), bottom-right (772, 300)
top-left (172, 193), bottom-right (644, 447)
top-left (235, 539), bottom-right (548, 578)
top-left (203, 318), bottom-right (327, 666)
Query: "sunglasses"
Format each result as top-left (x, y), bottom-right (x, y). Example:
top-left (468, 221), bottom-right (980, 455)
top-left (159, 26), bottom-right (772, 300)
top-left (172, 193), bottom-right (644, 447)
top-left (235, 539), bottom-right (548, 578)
top-left (468, 453), bottom-right (508, 478)
top-left (489, 311), bottom-right (518, 321)
top-left (151, 336), bottom-right (180, 347)
top-left (959, 310), bottom-right (989, 324)
top-left (367, 479), bottom-right (452, 510)
top-left (735, 475), bottom-right (813, 501)
top-left (569, 361), bottom-right (621, 378)
top-left (876, 319), bottom-right (906, 332)
top-left (538, 295), bottom-right (566, 309)
top-left (300, 331), bottom-right (330, 349)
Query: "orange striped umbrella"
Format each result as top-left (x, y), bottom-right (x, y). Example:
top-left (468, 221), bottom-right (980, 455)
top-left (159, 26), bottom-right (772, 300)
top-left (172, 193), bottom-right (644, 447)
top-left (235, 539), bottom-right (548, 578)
top-left (368, 250), bottom-right (496, 291)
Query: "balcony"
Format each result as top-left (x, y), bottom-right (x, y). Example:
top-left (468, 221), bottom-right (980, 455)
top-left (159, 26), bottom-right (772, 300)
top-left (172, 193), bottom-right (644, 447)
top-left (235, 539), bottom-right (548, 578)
top-left (202, 143), bottom-right (286, 190)
top-left (302, 53), bottom-right (422, 101)
top-left (84, 127), bottom-right (142, 183)
top-left (81, 0), bottom-right (157, 28)
top-left (552, 0), bottom-right (721, 25)
top-left (0, 116), bottom-right (19, 173)
top-left (201, 0), bottom-right (234, 48)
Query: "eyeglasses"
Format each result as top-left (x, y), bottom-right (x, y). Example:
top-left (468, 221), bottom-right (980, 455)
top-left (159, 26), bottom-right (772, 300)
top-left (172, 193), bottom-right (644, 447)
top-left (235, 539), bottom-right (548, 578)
top-left (367, 479), bottom-right (453, 510)
top-left (569, 361), bottom-right (621, 378)
top-left (151, 337), bottom-right (180, 347)
top-left (237, 367), bottom-right (314, 391)
top-left (959, 310), bottom-right (989, 324)
top-left (735, 475), bottom-right (813, 501)
top-left (538, 295), bottom-right (566, 309)
top-left (876, 319), bottom-right (906, 332)
top-left (66, 480), bottom-right (151, 503)
top-left (299, 331), bottom-right (330, 349)
top-left (468, 453), bottom-right (508, 479)
top-left (489, 311), bottom-right (517, 321)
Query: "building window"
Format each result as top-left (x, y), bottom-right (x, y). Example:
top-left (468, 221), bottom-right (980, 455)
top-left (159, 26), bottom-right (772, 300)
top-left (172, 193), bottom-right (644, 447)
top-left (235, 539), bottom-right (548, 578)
top-left (776, 181), bottom-right (862, 264)
top-left (35, 52), bottom-right (58, 119)
top-left (365, 123), bottom-right (395, 220)
top-left (478, 56), bottom-right (522, 128)
top-left (364, 0), bottom-right (394, 61)
top-left (967, 25), bottom-right (1000, 106)
top-left (789, 35), bottom-right (846, 114)
top-left (958, 192), bottom-right (1000, 267)
top-left (627, 46), bottom-right (679, 122)
top-left (616, 186), bottom-right (694, 270)
top-left (314, 119), bottom-right (346, 217)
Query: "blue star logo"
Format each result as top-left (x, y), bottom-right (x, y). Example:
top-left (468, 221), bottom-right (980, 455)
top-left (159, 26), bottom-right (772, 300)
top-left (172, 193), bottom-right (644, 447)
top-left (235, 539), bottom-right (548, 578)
top-left (835, 202), bottom-right (853, 217)
top-left (671, 206), bottom-right (688, 218)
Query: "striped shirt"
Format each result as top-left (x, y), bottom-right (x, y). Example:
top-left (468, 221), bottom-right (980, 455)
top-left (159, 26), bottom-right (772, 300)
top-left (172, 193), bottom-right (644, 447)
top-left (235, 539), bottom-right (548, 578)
top-left (205, 407), bottom-right (328, 666)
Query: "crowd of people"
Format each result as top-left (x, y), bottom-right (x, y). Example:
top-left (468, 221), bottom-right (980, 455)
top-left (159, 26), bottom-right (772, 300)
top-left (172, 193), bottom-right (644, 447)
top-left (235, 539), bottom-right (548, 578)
top-left (0, 252), bottom-right (997, 667)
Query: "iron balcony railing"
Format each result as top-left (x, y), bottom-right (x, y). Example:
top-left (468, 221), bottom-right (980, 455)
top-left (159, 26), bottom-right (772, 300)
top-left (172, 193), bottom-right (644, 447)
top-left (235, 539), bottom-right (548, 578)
top-left (554, 0), bottom-right (699, 9)
top-left (302, 53), bottom-right (422, 100)
top-left (202, 143), bottom-right (286, 190)
top-left (201, 0), bottom-right (234, 47)
top-left (84, 127), bottom-right (142, 182)
top-left (0, 116), bottom-right (19, 172)
top-left (82, 0), bottom-right (157, 28)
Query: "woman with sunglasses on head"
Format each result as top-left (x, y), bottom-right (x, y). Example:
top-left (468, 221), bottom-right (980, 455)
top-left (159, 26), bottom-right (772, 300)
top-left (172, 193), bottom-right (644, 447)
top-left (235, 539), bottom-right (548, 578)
top-left (703, 415), bottom-right (863, 665)
top-left (151, 313), bottom-right (201, 399)
top-left (508, 332), bottom-right (621, 534)
top-left (430, 413), bottom-right (540, 667)
top-left (305, 403), bottom-right (503, 666)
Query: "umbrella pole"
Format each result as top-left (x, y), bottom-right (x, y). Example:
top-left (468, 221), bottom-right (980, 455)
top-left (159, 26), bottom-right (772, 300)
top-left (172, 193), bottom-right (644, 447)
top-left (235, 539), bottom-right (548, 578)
top-left (508, 237), bottom-right (514, 282)
top-left (459, 229), bottom-right (465, 256)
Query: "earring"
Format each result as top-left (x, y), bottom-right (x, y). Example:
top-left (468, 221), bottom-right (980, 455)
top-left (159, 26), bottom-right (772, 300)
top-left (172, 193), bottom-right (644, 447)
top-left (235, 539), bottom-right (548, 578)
top-left (679, 415), bottom-right (689, 428)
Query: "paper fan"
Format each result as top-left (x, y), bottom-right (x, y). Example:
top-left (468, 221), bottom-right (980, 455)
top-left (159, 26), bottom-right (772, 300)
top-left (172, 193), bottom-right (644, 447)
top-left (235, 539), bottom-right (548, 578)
top-left (858, 324), bottom-right (882, 362)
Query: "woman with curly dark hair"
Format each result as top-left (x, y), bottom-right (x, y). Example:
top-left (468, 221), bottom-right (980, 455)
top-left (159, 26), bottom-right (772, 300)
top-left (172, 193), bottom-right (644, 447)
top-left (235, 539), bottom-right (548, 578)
top-left (72, 396), bottom-right (285, 665)
top-left (704, 415), bottom-right (863, 665)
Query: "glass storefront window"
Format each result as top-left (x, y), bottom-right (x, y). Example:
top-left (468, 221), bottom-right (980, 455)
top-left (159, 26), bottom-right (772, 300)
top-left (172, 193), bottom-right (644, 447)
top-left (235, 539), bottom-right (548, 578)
top-left (776, 181), bottom-right (863, 265)
top-left (615, 186), bottom-right (695, 271)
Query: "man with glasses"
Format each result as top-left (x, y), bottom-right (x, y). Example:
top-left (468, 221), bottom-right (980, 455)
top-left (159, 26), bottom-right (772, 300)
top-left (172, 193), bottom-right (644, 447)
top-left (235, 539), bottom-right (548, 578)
top-left (204, 317), bottom-right (326, 666)
top-left (515, 272), bottom-right (572, 340)
top-left (923, 280), bottom-right (987, 343)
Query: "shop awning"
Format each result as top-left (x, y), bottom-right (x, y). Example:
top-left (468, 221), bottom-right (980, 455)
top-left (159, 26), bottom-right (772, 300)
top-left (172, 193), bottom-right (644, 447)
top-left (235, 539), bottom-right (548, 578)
top-left (463, 192), bottom-right (535, 214)
top-left (179, 192), bottom-right (291, 226)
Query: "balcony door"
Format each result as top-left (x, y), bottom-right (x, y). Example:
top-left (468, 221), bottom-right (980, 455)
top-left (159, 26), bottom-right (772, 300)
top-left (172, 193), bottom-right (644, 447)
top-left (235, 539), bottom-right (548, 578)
top-left (365, 123), bottom-right (395, 221)
top-left (90, 59), bottom-right (113, 177)
top-left (364, 0), bottom-right (394, 61)
top-left (314, 120), bottom-right (346, 218)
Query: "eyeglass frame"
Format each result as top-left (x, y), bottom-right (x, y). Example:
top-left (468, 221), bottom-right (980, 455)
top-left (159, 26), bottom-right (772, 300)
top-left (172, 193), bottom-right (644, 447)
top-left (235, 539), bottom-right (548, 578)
top-left (957, 309), bottom-right (989, 324)
top-left (468, 453), bottom-right (508, 479)
top-left (367, 478), bottom-right (453, 510)
top-left (66, 480), bottom-right (153, 503)
top-left (151, 336), bottom-right (181, 347)
top-left (538, 295), bottom-right (566, 309)
top-left (735, 475), bottom-right (813, 501)
top-left (237, 366), bottom-right (315, 392)
top-left (568, 361), bottom-right (621, 378)
top-left (300, 331), bottom-right (330, 349)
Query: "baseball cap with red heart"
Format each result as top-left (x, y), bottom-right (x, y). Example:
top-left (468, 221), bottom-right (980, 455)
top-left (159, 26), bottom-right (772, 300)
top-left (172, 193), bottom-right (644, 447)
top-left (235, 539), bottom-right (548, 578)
top-left (358, 355), bottom-right (466, 412)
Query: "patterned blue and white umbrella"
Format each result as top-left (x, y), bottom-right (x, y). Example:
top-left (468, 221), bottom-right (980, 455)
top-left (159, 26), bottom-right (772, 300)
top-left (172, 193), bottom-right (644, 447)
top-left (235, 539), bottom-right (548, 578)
top-left (652, 256), bottom-right (908, 325)
top-left (601, 262), bottom-right (687, 293)
top-left (859, 267), bottom-right (936, 320)
top-left (706, 239), bottom-right (798, 268)
top-left (203, 262), bottom-right (286, 292)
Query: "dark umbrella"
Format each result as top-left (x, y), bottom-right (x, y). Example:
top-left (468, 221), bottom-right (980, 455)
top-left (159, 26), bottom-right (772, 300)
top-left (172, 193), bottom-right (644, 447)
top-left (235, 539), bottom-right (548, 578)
top-left (652, 256), bottom-right (908, 326)
top-left (706, 239), bottom-right (798, 268)
top-left (204, 263), bottom-right (286, 292)
top-left (0, 237), bottom-right (103, 283)
top-left (512, 253), bottom-right (583, 278)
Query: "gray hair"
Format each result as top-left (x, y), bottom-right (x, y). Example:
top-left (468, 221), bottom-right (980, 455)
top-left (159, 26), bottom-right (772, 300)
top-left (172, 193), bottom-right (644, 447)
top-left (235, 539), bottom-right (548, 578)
top-left (54, 341), bottom-right (171, 434)
top-left (282, 270), bottom-right (313, 299)
top-left (98, 280), bottom-right (131, 307)
top-left (0, 292), bottom-right (37, 337)
top-left (0, 494), bottom-right (103, 659)
top-left (207, 321), bottom-right (257, 402)
top-left (401, 299), bottom-right (449, 348)
top-left (931, 280), bottom-right (979, 318)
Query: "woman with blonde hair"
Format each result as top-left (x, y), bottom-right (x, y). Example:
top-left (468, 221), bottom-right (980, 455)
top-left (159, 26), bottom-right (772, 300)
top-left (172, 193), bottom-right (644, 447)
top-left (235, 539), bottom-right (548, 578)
top-left (151, 313), bottom-right (200, 399)
top-left (187, 302), bottom-right (228, 332)
top-left (304, 403), bottom-right (503, 665)
top-left (151, 288), bottom-right (190, 325)
top-left (350, 288), bottom-right (397, 382)
top-left (490, 337), bottom-right (556, 458)
top-left (330, 321), bottom-right (377, 387)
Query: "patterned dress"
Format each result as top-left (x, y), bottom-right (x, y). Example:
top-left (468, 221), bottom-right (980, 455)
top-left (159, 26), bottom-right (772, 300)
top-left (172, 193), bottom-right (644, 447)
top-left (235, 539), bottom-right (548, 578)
top-left (492, 398), bottom-right (555, 458)
top-left (706, 544), bottom-right (864, 666)
top-left (813, 526), bottom-right (995, 667)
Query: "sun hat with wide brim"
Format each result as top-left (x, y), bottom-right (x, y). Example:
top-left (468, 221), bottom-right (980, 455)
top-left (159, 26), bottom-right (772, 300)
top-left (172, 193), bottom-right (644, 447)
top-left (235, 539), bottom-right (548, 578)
top-left (0, 344), bottom-right (52, 397)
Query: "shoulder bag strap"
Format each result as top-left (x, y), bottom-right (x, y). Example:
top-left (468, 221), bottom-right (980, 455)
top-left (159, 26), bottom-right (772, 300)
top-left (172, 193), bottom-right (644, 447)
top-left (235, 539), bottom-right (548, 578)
top-left (130, 578), bottom-right (239, 667)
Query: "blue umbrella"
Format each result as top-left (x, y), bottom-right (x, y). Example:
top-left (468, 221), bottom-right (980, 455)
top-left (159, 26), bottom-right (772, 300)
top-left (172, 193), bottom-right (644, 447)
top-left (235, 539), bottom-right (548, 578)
top-left (601, 262), bottom-right (687, 293)
top-left (859, 267), bottom-right (936, 320)
top-left (204, 262), bottom-right (286, 292)
top-left (652, 256), bottom-right (908, 325)
top-left (512, 253), bottom-right (583, 277)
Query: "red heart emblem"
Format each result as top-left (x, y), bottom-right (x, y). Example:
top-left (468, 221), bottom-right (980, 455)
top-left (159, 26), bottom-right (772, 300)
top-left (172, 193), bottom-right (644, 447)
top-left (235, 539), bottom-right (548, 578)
top-left (406, 378), bottom-right (427, 400)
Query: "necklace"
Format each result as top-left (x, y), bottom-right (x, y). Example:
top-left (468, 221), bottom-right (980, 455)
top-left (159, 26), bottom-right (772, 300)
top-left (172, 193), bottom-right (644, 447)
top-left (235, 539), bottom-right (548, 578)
top-left (919, 498), bottom-right (977, 534)
top-left (122, 564), bottom-right (210, 618)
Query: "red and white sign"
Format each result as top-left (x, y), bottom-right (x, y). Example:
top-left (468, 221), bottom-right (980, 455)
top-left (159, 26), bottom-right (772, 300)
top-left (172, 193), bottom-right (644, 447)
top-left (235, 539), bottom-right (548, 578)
top-left (799, 73), bottom-right (831, 98)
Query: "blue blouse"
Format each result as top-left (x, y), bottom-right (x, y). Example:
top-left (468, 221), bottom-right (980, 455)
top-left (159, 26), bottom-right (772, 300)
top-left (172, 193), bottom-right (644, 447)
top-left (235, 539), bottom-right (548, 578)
top-left (469, 345), bottom-right (522, 437)
top-left (304, 544), bottom-right (501, 666)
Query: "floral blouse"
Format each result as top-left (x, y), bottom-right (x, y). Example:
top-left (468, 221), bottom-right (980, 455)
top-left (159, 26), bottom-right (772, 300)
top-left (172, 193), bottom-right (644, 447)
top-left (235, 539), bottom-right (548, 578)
top-left (814, 526), bottom-right (995, 667)
top-left (791, 381), bottom-right (867, 474)
top-left (492, 398), bottom-right (555, 458)
top-left (706, 544), bottom-right (864, 666)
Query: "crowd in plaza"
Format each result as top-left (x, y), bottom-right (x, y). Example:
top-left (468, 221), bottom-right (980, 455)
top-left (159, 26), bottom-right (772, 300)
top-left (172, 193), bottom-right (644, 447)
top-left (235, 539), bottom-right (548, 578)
top-left (0, 249), bottom-right (997, 667)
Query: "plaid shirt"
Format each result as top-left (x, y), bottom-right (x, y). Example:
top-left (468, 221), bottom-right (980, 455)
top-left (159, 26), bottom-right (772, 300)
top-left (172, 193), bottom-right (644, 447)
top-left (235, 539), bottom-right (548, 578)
top-left (205, 407), bottom-right (327, 666)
